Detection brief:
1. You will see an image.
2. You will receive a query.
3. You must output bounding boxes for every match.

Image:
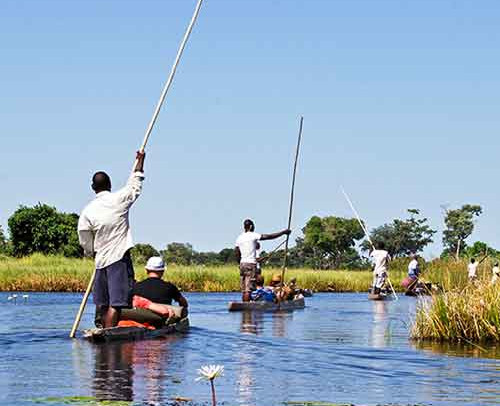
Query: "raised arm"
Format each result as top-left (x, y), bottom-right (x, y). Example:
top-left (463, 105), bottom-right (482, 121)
top-left (119, 151), bottom-right (146, 204)
top-left (260, 229), bottom-right (291, 241)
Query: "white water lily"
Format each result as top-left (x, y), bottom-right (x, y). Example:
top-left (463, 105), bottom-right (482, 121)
top-left (196, 364), bottom-right (224, 381)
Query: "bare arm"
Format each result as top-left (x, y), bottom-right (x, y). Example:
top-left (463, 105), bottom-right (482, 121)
top-left (260, 229), bottom-right (291, 241)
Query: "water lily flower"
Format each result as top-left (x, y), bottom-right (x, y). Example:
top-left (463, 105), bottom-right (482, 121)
top-left (196, 365), bottom-right (224, 381)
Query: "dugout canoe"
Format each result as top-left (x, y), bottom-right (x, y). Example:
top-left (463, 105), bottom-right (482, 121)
top-left (83, 317), bottom-right (189, 343)
top-left (228, 297), bottom-right (305, 312)
top-left (367, 289), bottom-right (394, 301)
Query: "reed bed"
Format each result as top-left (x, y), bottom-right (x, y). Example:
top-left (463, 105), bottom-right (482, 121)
top-left (0, 254), bottom-right (493, 293)
top-left (411, 281), bottom-right (500, 342)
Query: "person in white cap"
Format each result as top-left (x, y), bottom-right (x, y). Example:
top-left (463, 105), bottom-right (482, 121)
top-left (132, 256), bottom-right (188, 317)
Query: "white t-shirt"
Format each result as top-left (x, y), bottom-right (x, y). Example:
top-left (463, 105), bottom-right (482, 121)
top-left (468, 262), bottom-right (478, 278)
top-left (408, 259), bottom-right (419, 276)
top-left (493, 266), bottom-right (500, 276)
top-left (235, 231), bottom-right (262, 264)
top-left (371, 249), bottom-right (390, 274)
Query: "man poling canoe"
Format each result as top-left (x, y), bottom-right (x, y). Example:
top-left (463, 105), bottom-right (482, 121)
top-left (78, 151), bottom-right (146, 328)
top-left (370, 242), bottom-right (391, 295)
top-left (235, 219), bottom-right (291, 302)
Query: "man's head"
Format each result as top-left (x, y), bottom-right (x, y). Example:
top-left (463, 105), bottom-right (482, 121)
top-left (410, 252), bottom-right (418, 259)
top-left (471, 258), bottom-right (476, 264)
top-left (255, 274), bottom-right (265, 287)
top-left (92, 171), bottom-right (112, 194)
top-left (377, 241), bottom-right (386, 251)
top-left (145, 256), bottom-right (166, 278)
top-left (243, 219), bottom-right (255, 232)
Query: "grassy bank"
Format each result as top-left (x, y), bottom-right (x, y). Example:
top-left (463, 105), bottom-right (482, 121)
top-left (411, 281), bottom-right (500, 342)
top-left (0, 254), bottom-right (495, 292)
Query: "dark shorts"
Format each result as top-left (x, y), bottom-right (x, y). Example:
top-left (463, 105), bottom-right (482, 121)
top-left (93, 253), bottom-right (134, 308)
top-left (240, 263), bottom-right (257, 293)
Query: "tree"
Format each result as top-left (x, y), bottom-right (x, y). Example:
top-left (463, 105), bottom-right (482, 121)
top-left (0, 225), bottom-right (8, 255)
top-left (362, 209), bottom-right (436, 257)
top-left (218, 248), bottom-right (238, 265)
top-left (302, 215), bottom-right (365, 269)
top-left (131, 243), bottom-right (160, 264)
top-left (463, 241), bottom-right (500, 260)
top-left (442, 204), bottom-right (483, 259)
top-left (8, 204), bottom-right (82, 257)
top-left (162, 242), bottom-right (195, 265)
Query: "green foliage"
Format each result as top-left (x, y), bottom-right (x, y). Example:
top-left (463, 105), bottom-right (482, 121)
top-left (130, 243), bottom-right (160, 264)
top-left (463, 241), bottom-right (500, 261)
top-left (442, 204), bottom-right (483, 258)
top-left (0, 225), bottom-right (8, 255)
top-left (7, 204), bottom-right (82, 257)
top-left (162, 242), bottom-right (195, 265)
top-left (363, 209), bottom-right (436, 257)
top-left (302, 215), bottom-right (365, 269)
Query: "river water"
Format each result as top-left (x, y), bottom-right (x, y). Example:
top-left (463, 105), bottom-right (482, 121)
top-left (0, 292), bottom-right (499, 406)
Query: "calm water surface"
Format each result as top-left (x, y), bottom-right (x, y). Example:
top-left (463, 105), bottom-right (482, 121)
top-left (0, 292), bottom-right (499, 406)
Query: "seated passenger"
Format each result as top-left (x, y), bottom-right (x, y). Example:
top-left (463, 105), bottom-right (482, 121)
top-left (132, 257), bottom-right (188, 318)
top-left (250, 275), bottom-right (276, 302)
top-left (269, 274), bottom-right (296, 301)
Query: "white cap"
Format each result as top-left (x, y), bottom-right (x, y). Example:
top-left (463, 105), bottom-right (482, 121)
top-left (145, 256), bottom-right (166, 272)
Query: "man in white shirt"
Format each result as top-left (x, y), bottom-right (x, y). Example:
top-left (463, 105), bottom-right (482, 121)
top-left (235, 219), bottom-right (291, 302)
top-left (78, 151), bottom-right (145, 328)
top-left (370, 242), bottom-right (391, 294)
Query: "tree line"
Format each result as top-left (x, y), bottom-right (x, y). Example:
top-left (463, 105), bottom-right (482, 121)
top-left (0, 203), bottom-right (497, 269)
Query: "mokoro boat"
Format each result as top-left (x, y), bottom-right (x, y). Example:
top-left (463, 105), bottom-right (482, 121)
top-left (228, 297), bottom-right (305, 311)
top-left (83, 317), bottom-right (189, 343)
top-left (367, 289), bottom-right (395, 301)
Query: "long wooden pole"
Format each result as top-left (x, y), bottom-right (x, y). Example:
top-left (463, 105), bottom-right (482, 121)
top-left (70, 0), bottom-right (204, 338)
top-left (340, 187), bottom-right (398, 300)
top-left (280, 116), bottom-right (304, 286)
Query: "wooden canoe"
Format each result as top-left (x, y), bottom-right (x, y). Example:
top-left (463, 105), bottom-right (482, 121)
top-left (228, 297), bottom-right (305, 312)
top-left (83, 317), bottom-right (189, 343)
top-left (368, 289), bottom-right (395, 301)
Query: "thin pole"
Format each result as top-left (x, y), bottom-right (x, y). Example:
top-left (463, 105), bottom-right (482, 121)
top-left (340, 187), bottom-right (398, 300)
top-left (69, 270), bottom-right (96, 338)
top-left (70, 0), bottom-right (204, 338)
top-left (133, 0), bottom-right (204, 170)
top-left (280, 116), bottom-right (304, 286)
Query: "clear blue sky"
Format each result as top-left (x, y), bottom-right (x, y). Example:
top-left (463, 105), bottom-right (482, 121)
top-left (1, 0), bottom-right (500, 257)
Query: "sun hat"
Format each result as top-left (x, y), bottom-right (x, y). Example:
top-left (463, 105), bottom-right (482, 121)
top-left (145, 256), bottom-right (166, 272)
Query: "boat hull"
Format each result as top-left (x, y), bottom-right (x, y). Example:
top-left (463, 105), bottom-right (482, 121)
top-left (228, 297), bottom-right (305, 311)
top-left (83, 317), bottom-right (189, 343)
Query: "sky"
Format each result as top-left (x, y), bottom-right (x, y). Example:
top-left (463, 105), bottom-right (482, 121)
top-left (1, 0), bottom-right (500, 257)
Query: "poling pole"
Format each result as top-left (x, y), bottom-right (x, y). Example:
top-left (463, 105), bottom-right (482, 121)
top-left (280, 116), bottom-right (304, 286)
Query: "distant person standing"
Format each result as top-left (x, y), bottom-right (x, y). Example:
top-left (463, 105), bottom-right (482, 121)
top-left (468, 258), bottom-right (479, 281)
top-left (370, 242), bottom-right (391, 294)
top-left (491, 262), bottom-right (500, 284)
top-left (78, 151), bottom-right (146, 328)
top-left (235, 219), bottom-right (291, 302)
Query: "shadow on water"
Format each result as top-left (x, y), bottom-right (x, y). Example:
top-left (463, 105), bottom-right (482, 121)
top-left (415, 341), bottom-right (500, 360)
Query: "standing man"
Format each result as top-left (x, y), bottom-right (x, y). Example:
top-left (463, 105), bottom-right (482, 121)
top-left (78, 151), bottom-right (146, 328)
top-left (235, 219), bottom-right (291, 302)
top-left (370, 242), bottom-right (391, 294)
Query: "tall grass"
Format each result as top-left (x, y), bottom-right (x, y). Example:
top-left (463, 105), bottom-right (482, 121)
top-left (0, 254), bottom-right (494, 293)
top-left (411, 281), bottom-right (500, 342)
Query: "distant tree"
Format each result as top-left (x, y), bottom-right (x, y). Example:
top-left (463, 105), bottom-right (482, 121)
top-left (302, 215), bottom-right (365, 269)
top-left (8, 204), bottom-right (82, 257)
top-left (362, 209), bottom-right (436, 257)
top-left (442, 204), bottom-right (483, 259)
top-left (131, 243), bottom-right (160, 264)
top-left (163, 242), bottom-right (195, 265)
top-left (0, 225), bottom-right (8, 255)
top-left (463, 241), bottom-right (500, 260)
top-left (218, 248), bottom-right (239, 265)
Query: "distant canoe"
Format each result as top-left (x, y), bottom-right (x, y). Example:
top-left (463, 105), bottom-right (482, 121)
top-left (228, 297), bottom-right (305, 312)
top-left (367, 289), bottom-right (394, 301)
top-left (83, 317), bottom-right (189, 343)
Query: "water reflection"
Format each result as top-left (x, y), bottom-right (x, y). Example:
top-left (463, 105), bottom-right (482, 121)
top-left (370, 301), bottom-right (388, 348)
top-left (93, 341), bottom-right (134, 401)
top-left (415, 341), bottom-right (500, 360)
